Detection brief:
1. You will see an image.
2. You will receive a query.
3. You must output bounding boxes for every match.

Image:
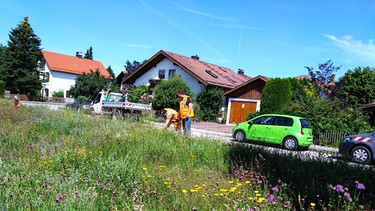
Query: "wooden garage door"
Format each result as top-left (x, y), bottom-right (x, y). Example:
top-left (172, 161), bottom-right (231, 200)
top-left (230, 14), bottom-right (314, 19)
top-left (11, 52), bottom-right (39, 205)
top-left (229, 101), bottom-right (257, 124)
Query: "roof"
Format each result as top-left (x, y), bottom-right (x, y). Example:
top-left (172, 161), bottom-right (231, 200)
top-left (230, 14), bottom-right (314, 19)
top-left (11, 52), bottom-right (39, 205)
top-left (41, 50), bottom-right (112, 78)
top-left (122, 50), bottom-right (251, 89)
top-left (223, 75), bottom-right (269, 96)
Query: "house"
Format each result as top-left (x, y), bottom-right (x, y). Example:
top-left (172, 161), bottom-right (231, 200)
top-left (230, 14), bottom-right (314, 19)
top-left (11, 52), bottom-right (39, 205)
top-left (120, 50), bottom-right (251, 96)
top-left (40, 50), bottom-right (111, 99)
top-left (223, 75), bottom-right (269, 124)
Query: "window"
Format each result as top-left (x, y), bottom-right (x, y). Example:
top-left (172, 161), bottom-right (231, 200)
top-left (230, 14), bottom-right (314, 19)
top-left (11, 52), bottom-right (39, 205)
top-left (205, 69), bottom-right (218, 78)
top-left (273, 117), bottom-right (293, 126)
top-left (252, 116), bottom-right (273, 125)
top-left (158, 69), bottom-right (165, 79)
top-left (66, 90), bottom-right (70, 98)
top-left (40, 72), bottom-right (50, 82)
top-left (168, 69), bottom-right (176, 77)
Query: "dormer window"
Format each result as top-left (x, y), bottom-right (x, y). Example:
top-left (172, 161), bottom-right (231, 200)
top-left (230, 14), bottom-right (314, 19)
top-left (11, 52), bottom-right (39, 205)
top-left (205, 69), bottom-right (218, 78)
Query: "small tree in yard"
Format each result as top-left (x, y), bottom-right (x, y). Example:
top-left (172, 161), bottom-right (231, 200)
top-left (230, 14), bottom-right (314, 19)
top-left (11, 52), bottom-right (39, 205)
top-left (152, 75), bottom-right (193, 112)
top-left (70, 69), bottom-right (111, 100)
top-left (196, 87), bottom-right (224, 121)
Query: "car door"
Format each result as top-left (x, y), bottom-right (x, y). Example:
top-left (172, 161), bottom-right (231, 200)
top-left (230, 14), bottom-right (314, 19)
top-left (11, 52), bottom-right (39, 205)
top-left (267, 116), bottom-right (293, 144)
top-left (248, 116), bottom-right (274, 141)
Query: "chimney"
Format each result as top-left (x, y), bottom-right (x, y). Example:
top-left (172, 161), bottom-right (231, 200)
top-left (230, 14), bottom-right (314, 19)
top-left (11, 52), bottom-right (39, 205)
top-left (76, 51), bottom-right (83, 58)
top-left (238, 69), bottom-right (244, 74)
top-left (191, 55), bottom-right (199, 60)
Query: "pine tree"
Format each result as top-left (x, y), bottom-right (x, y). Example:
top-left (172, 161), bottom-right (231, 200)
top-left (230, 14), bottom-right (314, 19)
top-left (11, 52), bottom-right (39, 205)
top-left (84, 46), bottom-right (93, 60)
top-left (0, 17), bottom-right (43, 95)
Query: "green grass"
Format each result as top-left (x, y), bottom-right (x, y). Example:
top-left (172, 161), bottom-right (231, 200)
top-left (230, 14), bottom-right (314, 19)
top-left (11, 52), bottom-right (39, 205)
top-left (0, 98), bottom-right (374, 210)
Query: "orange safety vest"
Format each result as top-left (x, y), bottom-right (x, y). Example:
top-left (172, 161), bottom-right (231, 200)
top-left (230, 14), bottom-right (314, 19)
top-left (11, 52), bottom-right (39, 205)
top-left (164, 108), bottom-right (179, 121)
top-left (179, 95), bottom-right (194, 119)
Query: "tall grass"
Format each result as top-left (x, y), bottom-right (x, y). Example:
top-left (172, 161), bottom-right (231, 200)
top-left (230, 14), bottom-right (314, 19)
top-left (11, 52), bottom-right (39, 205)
top-left (0, 99), bottom-right (374, 210)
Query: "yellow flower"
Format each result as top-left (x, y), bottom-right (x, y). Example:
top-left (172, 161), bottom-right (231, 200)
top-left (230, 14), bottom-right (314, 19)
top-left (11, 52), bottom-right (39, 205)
top-left (254, 190), bottom-right (259, 194)
top-left (190, 189), bottom-right (198, 193)
top-left (220, 189), bottom-right (228, 192)
top-left (158, 165), bottom-right (167, 169)
top-left (142, 167), bottom-right (147, 171)
top-left (310, 203), bottom-right (316, 207)
top-left (182, 189), bottom-right (187, 193)
top-left (228, 181), bottom-right (234, 184)
top-left (256, 193), bottom-right (261, 197)
top-left (164, 181), bottom-right (171, 185)
top-left (236, 183), bottom-right (243, 187)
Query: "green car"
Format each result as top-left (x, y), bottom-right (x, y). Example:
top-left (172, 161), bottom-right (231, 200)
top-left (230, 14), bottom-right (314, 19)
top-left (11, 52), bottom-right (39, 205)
top-left (232, 114), bottom-right (313, 150)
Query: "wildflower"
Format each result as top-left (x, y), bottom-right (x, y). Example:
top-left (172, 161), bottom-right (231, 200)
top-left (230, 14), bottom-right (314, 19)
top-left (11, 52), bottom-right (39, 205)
top-left (220, 189), bottom-right (228, 193)
top-left (310, 203), bottom-right (316, 207)
top-left (356, 182), bottom-right (365, 190)
top-left (333, 184), bottom-right (345, 193)
top-left (9, 193), bottom-right (13, 197)
top-left (344, 192), bottom-right (351, 201)
top-left (272, 186), bottom-right (279, 193)
top-left (158, 165), bottom-right (167, 169)
top-left (192, 207), bottom-right (197, 210)
top-left (182, 189), bottom-right (187, 193)
top-left (142, 167), bottom-right (147, 171)
top-left (266, 194), bottom-right (274, 201)
top-left (247, 209), bottom-right (254, 211)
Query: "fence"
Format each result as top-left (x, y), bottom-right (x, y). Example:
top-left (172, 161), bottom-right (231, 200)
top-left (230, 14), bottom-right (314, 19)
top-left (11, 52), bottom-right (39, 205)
top-left (314, 130), bottom-right (349, 147)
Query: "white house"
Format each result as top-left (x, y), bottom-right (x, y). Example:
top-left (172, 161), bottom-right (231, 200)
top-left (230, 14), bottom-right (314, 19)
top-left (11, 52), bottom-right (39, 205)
top-left (40, 50), bottom-right (111, 99)
top-left (121, 50), bottom-right (251, 97)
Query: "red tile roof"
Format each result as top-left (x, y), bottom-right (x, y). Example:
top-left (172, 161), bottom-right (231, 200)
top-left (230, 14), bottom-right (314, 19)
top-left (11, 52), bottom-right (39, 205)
top-left (122, 50), bottom-right (251, 89)
top-left (41, 50), bottom-right (112, 78)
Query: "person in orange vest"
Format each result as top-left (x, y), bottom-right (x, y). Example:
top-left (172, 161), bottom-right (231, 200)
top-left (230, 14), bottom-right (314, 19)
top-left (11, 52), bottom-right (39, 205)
top-left (177, 89), bottom-right (194, 136)
top-left (161, 108), bottom-right (181, 131)
top-left (13, 95), bottom-right (19, 110)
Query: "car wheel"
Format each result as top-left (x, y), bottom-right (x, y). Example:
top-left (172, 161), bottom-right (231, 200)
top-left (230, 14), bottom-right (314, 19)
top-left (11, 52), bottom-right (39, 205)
top-left (350, 146), bottom-right (371, 164)
top-left (234, 130), bottom-right (246, 142)
top-left (283, 136), bottom-right (298, 150)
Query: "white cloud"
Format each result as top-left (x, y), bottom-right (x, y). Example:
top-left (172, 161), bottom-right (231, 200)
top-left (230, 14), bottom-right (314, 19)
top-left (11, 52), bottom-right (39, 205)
top-left (323, 34), bottom-right (375, 63)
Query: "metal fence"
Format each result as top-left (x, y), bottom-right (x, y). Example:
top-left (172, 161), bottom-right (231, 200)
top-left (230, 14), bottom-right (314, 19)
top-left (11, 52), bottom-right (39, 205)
top-left (314, 130), bottom-right (349, 147)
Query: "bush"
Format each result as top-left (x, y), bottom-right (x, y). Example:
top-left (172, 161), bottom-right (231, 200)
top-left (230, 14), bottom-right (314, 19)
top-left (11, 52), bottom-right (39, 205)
top-left (0, 80), bottom-right (5, 98)
top-left (196, 87), bottom-right (224, 121)
top-left (52, 89), bottom-right (64, 97)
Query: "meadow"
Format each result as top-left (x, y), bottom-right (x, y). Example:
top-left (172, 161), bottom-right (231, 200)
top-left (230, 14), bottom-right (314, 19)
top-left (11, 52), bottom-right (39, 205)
top-left (0, 99), bottom-right (375, 210)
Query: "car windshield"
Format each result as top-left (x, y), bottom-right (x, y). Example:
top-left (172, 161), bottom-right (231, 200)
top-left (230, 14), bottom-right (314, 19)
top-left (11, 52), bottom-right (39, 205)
top-left (299, 119), bottom-right (311, 128)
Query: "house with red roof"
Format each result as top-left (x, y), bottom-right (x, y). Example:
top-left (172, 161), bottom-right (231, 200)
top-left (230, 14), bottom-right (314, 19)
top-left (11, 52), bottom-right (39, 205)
top-left (121, 50), bottom-right (251, 96)
top-left (40, 50), bottom-right (111, 99)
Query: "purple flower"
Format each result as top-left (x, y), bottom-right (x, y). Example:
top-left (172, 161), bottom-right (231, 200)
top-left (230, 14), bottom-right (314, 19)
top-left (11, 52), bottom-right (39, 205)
top-left (344, 192), bottom-right (351, 200)
top-left (192, 207), bottom-right (197, 210)
top-left (247, 209), bottom-right (254, 211)
top-left (272, 186), bottom-right (279, 193)
top-left (356, 183), bottom-right (365, 190)
top-left (333, 184), bottom-right (345, 193)
top-left (266, 194), bottom-right (275, 201)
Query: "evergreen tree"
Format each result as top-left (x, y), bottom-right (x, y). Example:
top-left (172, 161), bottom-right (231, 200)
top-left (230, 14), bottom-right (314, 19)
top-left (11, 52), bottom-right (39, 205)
top-left (0, 17), bottom-right (43, 95)
top-left (261, 78), bottom-right (292, 113)
top-left (106, 65), bottom-right (115, 79)
top-left (84, 46), bottom-right (93, 60)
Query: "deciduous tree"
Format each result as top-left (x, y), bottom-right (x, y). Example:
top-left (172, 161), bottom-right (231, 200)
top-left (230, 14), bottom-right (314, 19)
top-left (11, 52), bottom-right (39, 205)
top-left (70, 69), bottom-right (111, 100)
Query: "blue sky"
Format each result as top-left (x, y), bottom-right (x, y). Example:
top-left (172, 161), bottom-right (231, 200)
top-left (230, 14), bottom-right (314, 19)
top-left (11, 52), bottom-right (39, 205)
top-left (1, 0), bottom-right (375, 79)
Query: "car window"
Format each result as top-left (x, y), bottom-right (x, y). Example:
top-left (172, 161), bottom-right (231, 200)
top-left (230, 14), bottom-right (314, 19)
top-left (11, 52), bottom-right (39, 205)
top-left (273, 117), bottom-right (293, 126)
top-left (299, 119), bottom-right (311, 128)
top-left (252, 116), bottom-right (273, 125)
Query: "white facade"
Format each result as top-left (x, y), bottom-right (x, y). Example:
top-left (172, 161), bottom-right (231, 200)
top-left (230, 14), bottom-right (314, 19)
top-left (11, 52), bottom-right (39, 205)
top-left (41, 64), bottom-right (77, 99)
top-left (133, 58), bottom-right (205, 97)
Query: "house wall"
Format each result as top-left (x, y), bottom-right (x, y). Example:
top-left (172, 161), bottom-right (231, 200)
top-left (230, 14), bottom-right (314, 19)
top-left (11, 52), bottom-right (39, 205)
top-left (42, 64), bottom-right (77, 98)
top-left (133, 58), bottom-right (204, 98)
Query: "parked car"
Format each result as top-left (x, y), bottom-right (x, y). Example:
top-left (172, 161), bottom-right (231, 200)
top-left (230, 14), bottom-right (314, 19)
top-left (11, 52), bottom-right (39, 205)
top-left (66, 99), bottom-right (91, 113)
top-left (232, 114), bottom-right (313, 150)
top-left (338, 132), bottom-right (375, 164)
